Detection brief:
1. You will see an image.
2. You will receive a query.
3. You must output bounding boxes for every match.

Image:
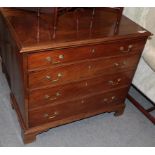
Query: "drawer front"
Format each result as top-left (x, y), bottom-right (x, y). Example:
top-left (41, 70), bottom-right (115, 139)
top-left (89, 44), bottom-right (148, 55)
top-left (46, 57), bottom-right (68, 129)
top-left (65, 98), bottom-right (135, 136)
top-left (28, 54), bottom-right (140, 89)
top-left (29, 71), bottom-right (134, 109)
top-left (29, 88), bottom-right (128, 127)
top-left (28, 39), bottom-right (145, 70)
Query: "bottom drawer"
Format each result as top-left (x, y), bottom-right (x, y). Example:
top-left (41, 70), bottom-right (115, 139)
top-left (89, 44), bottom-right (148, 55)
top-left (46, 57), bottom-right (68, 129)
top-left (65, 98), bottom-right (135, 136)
top-left (28, 87), bottom-right (128, 127)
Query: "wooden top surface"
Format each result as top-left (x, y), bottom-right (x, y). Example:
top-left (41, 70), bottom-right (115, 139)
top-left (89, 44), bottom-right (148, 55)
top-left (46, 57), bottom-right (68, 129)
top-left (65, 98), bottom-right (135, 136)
top-left (0, 8), bottom-right (151, 53)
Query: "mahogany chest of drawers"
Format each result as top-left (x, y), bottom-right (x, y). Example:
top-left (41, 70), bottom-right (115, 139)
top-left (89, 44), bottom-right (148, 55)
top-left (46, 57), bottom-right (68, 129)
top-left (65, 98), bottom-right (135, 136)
top-left (0, 8), bottom-right (151, 144)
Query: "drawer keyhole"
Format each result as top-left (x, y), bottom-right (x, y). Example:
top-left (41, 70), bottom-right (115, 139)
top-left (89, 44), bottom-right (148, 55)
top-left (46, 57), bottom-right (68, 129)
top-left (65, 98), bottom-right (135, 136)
top-left (120, 44), bottom-right (133, 53)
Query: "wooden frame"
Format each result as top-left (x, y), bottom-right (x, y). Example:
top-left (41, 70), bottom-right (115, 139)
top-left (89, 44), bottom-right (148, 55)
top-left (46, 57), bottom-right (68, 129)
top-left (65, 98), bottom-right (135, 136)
top-left (127, 84), bottom-right (155, 125)
top-left (29, 7), bottom-right (124, 40)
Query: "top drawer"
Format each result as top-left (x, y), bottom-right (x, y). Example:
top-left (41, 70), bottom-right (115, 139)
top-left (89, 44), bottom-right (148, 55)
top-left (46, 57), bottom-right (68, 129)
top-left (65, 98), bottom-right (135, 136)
top-left (28, 39), bottom-right (146, 70)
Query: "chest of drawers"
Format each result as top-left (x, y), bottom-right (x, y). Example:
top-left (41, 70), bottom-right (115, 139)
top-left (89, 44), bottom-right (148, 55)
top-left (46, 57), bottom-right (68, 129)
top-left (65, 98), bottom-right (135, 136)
top-left (0, 8), bottom-right (151, 144)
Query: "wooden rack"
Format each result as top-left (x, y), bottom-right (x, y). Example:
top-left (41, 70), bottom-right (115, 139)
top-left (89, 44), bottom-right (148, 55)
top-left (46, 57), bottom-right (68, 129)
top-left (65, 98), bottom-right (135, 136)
top-left (35, 7), bottom-right (124, 41)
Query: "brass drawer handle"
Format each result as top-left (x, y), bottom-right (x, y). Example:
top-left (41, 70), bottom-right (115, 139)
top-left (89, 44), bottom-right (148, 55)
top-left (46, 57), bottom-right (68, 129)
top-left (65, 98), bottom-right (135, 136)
top-left (120, 44), bottom-right (133, 53)
top-left (59, 54), bottom-right (64, 59)
top-left (52, 73), bottom-right (62, 82)
top-left (46, 56), bottom-right (52, 62)
top-left (111, 96), bottom-right (117, 101)
top-left (45, 73), bottom-right (62, 83)
top-left (44, 92), bottom-right (61, 101)
top-left (43, 111), bottom-right (59, 119)
top-left (103, 96), bottom-right (117, 103)
top-left (114, 61), bottom-right (127, 68)
top-left (114, 63), bottom-right (119, 67)
top-left (108, 78), bottom-right (121, 86)
top-left (46, 75), bottom-right (51, 80)
top-left (52, 61), bottom-right (61, 64)
top-left (45, 54), bottom-right (64, 64)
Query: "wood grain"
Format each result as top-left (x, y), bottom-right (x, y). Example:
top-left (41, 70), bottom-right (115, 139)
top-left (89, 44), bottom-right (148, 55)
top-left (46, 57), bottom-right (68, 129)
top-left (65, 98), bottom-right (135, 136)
top-left (28, 38), bottom-right (146, 70)
top-left (28, 54), bottom-right (141, 89)
top-left (0, 7), bottom-right (151, 144)
top-left (29, 87), bottom-right (128, 127)
top-left (28, 71), bottom-right (134, 109)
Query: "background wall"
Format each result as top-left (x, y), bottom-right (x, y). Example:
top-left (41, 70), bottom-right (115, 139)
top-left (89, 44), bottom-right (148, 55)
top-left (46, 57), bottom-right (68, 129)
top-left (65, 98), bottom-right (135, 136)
top-left (123, 7), bottom-right (155, 102)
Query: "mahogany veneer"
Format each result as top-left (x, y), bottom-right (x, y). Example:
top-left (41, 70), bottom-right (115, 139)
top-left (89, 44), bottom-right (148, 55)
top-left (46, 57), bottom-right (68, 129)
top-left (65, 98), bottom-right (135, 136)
top-left (0, 8), bottom-right (151, 144)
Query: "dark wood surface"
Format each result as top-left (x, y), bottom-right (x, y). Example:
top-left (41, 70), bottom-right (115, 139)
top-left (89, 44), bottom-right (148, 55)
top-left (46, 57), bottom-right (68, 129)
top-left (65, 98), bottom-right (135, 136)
top-left (28, 71), bottom-right (134, 109)
top-left (0, 8), bottom-right (151, 52)
top-left (0, 7), bottom-right (151, 144)
top-left (29, 87), bottom-right (128, 127)
top-left (0, 11), bottom-right (27, 125)
top-left (28, 54), bottom-right (141, 89)
top-left (27, 38), bottom-right (146, 70)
